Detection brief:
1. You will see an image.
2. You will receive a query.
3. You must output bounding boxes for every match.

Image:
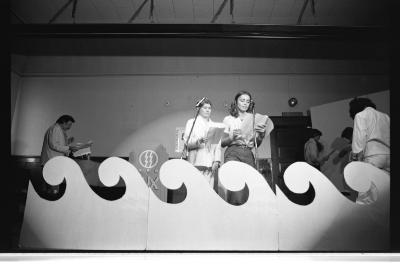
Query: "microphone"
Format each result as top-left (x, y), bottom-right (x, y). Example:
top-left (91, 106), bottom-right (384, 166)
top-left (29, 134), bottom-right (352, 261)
top-left (195, 97), bottom-right (207, 107)
top-left (250, 100), bottom-right (255, 108)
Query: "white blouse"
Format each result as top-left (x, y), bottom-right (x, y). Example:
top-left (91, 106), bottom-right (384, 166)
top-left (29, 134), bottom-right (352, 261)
top-left (183, 116), bottom-right (223, 167)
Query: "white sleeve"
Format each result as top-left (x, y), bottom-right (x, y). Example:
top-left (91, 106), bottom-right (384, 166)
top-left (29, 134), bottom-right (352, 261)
top-left (183, 119), bottom-right (197, 145)
top-left (352, 113), bottom-right (367, 154)
top-left (223, 116), bottom-right (230, 134)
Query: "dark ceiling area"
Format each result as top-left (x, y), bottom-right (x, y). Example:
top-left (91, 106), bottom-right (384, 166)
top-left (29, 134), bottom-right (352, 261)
top-left (9, 0), bottom-right (394, 60)
top-left (10, 0), bottom-right (391, 26)
top-left (11, 24), bottom-right (391, 60)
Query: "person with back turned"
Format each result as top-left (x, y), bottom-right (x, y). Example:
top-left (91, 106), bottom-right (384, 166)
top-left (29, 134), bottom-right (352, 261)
top-left (349, 97), bottom-right (390, 173)
top-left (348, 97), bottom-right (390, 204)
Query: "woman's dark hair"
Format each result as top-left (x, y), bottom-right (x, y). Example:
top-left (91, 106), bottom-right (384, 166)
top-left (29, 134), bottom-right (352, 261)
top-left (229, 90), bottom-right (253, 117)
top-left (341, 127), bottom-right (353, 141)
top-left (310, 128), bottom-right (322, 138)
top-left (308, 128), bottom-right (323, 152)
top-left (198, 98), bottom-right (212, 108)
top-left (56, 115), bottom-right (75, 124)
top-left (349, 97), bottom-right (376, 119)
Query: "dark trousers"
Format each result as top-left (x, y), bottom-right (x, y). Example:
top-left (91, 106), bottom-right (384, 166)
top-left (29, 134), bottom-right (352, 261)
top-left (224, 145), bottom-right (256, 168)
top-left (223, 145), bottom-right (255, 205)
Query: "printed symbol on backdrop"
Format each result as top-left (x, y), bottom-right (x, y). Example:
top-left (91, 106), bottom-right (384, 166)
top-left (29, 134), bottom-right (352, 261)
top-left (148, 175), bottom-right (159, 190)
top-left (129, 145), bottom-right (169, 201)
top-left (139, 150), bottom-right (158, 169)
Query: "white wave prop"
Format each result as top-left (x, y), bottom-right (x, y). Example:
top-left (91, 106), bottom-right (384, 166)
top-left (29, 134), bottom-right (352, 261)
top-left (277, 161), bottom-right (389, 251)
top-left (19, 158), bottom-right (389, 250)
top-left (147, 159), bottom-right (278, 250)
top-left (19, 156), bottom-right (149, 250)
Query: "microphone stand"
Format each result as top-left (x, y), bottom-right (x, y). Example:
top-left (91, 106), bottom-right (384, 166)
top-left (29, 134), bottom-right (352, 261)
top-left (252, 102), bottom-right (259, 171)
top-left (180, 106), bottom-right (201, 159)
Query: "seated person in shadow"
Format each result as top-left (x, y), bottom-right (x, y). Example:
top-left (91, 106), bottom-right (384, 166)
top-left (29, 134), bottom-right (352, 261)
top-left (321, 127), bottom-right (357, 200)
top-left (304, 128), bottom-right (329, 171)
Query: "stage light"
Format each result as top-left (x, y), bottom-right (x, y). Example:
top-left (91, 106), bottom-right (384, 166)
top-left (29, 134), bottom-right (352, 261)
top-left (288, 97), bottom-right (298, 107)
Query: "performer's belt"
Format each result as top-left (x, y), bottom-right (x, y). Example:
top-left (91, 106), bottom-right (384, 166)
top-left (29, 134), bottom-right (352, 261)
top-left (231, 144), bottom-right (252, 149)
top-left (73, 154), bottom-right (91, 160)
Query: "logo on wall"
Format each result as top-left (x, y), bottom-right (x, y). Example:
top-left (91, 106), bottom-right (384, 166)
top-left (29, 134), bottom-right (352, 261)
top-left (139, 150), bottom-right (159, 170)
top-left (129, 145), bottom-right (169, 199)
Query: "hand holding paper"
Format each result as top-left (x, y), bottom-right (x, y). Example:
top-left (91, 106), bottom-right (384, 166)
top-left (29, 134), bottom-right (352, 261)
top-left (198, 137), bottom-right (208, 145)
top-left (258, 114), bottom-right (274, 136)
top-left (255, 123), bottom-right (266, 133)
top-left (255, 114), bottom-right (268, 126)
top-left (232, 129), bottom-right (243, 140)
top-left (71, 140), bottom-right (93, 158)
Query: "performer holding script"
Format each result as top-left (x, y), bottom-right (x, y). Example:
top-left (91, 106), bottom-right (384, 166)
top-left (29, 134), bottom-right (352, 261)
top-left (183, 98), bottom-right (224, 188)
top-left (221, 91), bottom-right (274, 204)
top-left (221, 91), bottom-right (273, 168)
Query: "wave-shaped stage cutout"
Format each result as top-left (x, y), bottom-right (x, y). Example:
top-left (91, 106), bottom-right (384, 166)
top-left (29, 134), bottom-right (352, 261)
top-left (19, 156), bottom-right (149, 250)
top-left (277, 161), bottom-right (389, 251)
top-left (147, 160), bottom-right (278, 250)
top-left (29, 159), bottom-right (127, 201)
top-left (29, 174), bottom-right (67, 201)
top-left (89, 160), bottom-right (127, 201)
top-left (19, 158), bottom-right (389, 251)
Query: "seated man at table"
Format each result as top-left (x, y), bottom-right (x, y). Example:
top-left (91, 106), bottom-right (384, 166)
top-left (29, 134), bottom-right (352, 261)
top-left (40, 114), bottom-right (91, 193)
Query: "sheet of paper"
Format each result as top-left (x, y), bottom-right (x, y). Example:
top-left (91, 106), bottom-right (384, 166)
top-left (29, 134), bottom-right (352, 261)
top-left (73, 147), bottom-right (91, 157)
top-left (255, 114), bottom-right (268, 126)
top-left (240, 113), bottom-right (272, 141)
top-left (70, 140), bottom-right (93, 148)
top-left (206, 127), bottom-right (225, 144)
top-left (70, 142), bottom-right (83, 148)
top-left (240, 115), bottom-right (254, 141)
top-left (263, 115), bottom-right (274, 136)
